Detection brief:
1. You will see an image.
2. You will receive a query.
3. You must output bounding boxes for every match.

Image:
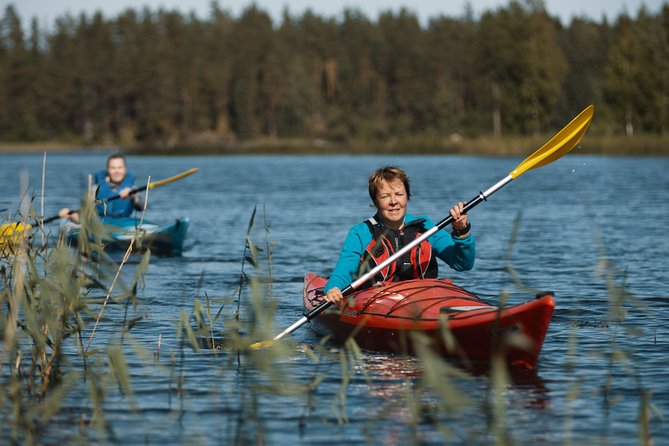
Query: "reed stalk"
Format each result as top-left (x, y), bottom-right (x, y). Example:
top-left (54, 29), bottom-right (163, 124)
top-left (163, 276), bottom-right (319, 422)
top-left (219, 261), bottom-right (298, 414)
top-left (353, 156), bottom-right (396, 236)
top-left (86, 177), bottom-right (151, 352)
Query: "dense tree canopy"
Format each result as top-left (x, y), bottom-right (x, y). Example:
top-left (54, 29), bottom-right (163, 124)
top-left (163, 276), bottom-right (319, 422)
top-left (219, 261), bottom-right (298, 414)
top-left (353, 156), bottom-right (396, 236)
top-left (0, 1), bottom-right (667, 148)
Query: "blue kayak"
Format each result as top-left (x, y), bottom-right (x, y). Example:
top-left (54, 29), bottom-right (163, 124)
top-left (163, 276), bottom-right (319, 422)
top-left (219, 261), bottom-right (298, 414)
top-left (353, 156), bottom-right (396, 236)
top-left (62, 216), bottom-right (190, 256)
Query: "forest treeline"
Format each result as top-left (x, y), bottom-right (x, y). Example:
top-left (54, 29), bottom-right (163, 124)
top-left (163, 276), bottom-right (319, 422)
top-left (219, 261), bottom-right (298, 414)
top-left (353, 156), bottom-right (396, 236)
top-left (0, 1), bottom-right (668, 152)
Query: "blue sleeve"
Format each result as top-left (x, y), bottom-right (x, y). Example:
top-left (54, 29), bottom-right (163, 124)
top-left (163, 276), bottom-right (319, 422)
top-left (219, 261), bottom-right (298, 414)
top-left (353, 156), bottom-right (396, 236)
top-left (324, 224), bottom-right (370, 293)
top-left (424, 216), bottom-right (476, 271)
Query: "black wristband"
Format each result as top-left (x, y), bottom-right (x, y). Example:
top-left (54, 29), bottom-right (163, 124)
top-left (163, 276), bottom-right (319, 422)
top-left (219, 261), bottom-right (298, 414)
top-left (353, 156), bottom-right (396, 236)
top-left (451, 222), bottom-right (471, 237)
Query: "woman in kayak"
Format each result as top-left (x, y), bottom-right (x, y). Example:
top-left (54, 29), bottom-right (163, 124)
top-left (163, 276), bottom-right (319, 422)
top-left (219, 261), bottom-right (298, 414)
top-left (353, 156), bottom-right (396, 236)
top-left (58, 153), bottom-right (144, 222)
top-left (323, 165), bottom-right (475, 304)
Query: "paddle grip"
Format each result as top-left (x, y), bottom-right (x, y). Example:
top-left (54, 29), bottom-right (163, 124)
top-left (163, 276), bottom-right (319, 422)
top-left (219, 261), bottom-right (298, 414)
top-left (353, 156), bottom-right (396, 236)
top-left (304, 301), bottom-right (332, 320)
top-left (41, 214), bottom-right (62, 225)
top-left (303, 284), bottom-right (355, 320)
top-left (434, 192), bottom-right (487, 232)
top-left (105, 185), bottom-right (147, 203)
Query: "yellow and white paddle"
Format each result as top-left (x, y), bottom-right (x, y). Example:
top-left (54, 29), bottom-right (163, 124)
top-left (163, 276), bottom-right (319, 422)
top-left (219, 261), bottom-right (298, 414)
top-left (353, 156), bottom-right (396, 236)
top-left (250, 105), bottom-right (595, 349)
top-left (0, 168), bottom-right (199, 248)
top-left (42, 167), bottom-right (200, 224)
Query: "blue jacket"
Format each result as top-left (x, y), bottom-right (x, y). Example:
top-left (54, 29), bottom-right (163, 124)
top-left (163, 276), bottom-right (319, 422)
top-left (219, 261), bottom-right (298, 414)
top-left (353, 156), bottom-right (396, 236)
top-left (324, 213), bottom-right (475, 292)
top-left (94, 170), bottom-right (137, 217)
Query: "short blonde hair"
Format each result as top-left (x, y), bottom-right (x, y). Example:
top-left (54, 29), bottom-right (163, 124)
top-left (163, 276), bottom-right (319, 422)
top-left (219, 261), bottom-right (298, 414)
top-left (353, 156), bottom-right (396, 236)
top-left (368, 166), bottom-right (411, 205)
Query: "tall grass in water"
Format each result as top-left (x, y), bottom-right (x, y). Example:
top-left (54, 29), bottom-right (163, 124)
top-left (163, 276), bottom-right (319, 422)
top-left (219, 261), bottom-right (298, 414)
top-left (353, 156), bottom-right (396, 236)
top-left (176, 206), bottom-right (315, 442)
top-left (1, 189), bottom-right (662, 444)
top-left (3, 199), bottom-right (301, 443)
top-left (0, 190), bottom-right (148, 444)
top-left (177, 205), bottom-right (662, 444)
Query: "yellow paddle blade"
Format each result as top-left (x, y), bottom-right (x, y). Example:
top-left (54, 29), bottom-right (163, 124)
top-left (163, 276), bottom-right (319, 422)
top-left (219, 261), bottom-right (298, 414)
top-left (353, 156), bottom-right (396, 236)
top-left (0, 222), bottom-right (32, 252)
top-left (148, 168), bottom-right (199, 189)
top-left (248, 340), bottom-right (274, 350)
top-left (510, 105), bottom-right (594, 179)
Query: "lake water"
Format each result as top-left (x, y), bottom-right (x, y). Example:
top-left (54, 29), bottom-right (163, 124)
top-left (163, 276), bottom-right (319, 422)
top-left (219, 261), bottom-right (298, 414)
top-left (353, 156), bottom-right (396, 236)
top-left (1, 152), bottom-right (668, 444)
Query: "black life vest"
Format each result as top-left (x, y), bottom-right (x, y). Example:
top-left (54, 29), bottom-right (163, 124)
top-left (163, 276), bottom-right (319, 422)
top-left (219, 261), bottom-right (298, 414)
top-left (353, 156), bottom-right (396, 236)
top-left (357, 216), bottom-right (438, 287)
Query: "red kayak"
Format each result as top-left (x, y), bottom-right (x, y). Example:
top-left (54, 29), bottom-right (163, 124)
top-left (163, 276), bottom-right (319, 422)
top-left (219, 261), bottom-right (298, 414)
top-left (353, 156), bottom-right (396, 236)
top-left (303, 273), bottom-right (555, 370)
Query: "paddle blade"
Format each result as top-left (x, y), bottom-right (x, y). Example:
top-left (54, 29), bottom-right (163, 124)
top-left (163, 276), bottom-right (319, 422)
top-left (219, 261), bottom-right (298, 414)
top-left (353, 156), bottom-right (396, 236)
top-left (0, 222), bottom-right (31, 252)
top-left (249, 340), bottom-right (274, 350)
top-left (149, 168), bottom-right (199, 189)
top-left (510, 105), bottom-right (594, 179)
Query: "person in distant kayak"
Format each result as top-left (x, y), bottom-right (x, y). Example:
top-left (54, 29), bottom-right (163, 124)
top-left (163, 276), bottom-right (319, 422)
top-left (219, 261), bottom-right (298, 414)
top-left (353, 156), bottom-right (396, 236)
top-left (58, 153), bottom-right (144, 222)
top-left (323, 165), bottom-right (475, 304)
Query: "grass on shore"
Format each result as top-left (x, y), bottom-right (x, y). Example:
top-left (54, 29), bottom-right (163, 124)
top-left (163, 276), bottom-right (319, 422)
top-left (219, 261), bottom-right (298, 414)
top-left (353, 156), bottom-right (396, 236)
top-left (1, 134), bottom-right (668, 156)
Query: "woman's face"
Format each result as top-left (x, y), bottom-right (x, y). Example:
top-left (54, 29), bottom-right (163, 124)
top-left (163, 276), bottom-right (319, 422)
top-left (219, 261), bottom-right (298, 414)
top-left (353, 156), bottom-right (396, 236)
top-left (375, 179), bottom-right (408, 229)
top-left (107, 158), bottom-right (127, 184)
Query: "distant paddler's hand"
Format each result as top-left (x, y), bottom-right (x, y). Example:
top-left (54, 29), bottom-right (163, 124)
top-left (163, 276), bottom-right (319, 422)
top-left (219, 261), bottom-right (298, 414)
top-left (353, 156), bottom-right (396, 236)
top-left (324, 287), bottom-right (344, 304)
top-left (119, 187), bottom-right (134, 199)
top-left (449, 202), bottom-right (470, 237)
top-left (58, 208), bottom-right (79, 223)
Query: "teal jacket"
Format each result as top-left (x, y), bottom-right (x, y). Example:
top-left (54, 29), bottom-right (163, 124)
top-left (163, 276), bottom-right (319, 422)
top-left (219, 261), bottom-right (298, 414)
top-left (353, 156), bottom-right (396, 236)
top-left (324, 213), bottom-right (475, 292)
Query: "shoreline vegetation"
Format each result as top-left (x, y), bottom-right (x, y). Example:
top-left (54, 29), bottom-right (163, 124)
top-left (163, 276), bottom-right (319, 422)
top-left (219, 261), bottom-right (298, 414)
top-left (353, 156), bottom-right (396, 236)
top-left (1, 4), bottom-right (668, 156)
top-left (1, 134), bottom-right (668, 156)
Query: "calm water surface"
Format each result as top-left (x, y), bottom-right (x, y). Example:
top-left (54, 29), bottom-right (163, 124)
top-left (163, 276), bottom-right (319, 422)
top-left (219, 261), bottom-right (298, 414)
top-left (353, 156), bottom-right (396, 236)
top-left (1, 153), bottom-right (668, 444)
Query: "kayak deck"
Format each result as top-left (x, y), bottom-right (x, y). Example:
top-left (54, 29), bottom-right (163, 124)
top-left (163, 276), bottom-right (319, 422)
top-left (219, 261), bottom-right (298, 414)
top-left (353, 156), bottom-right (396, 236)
top-left (62, 216), bottom-right (189, 256)
top-left (303, 273), bottom-right (555, 370)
